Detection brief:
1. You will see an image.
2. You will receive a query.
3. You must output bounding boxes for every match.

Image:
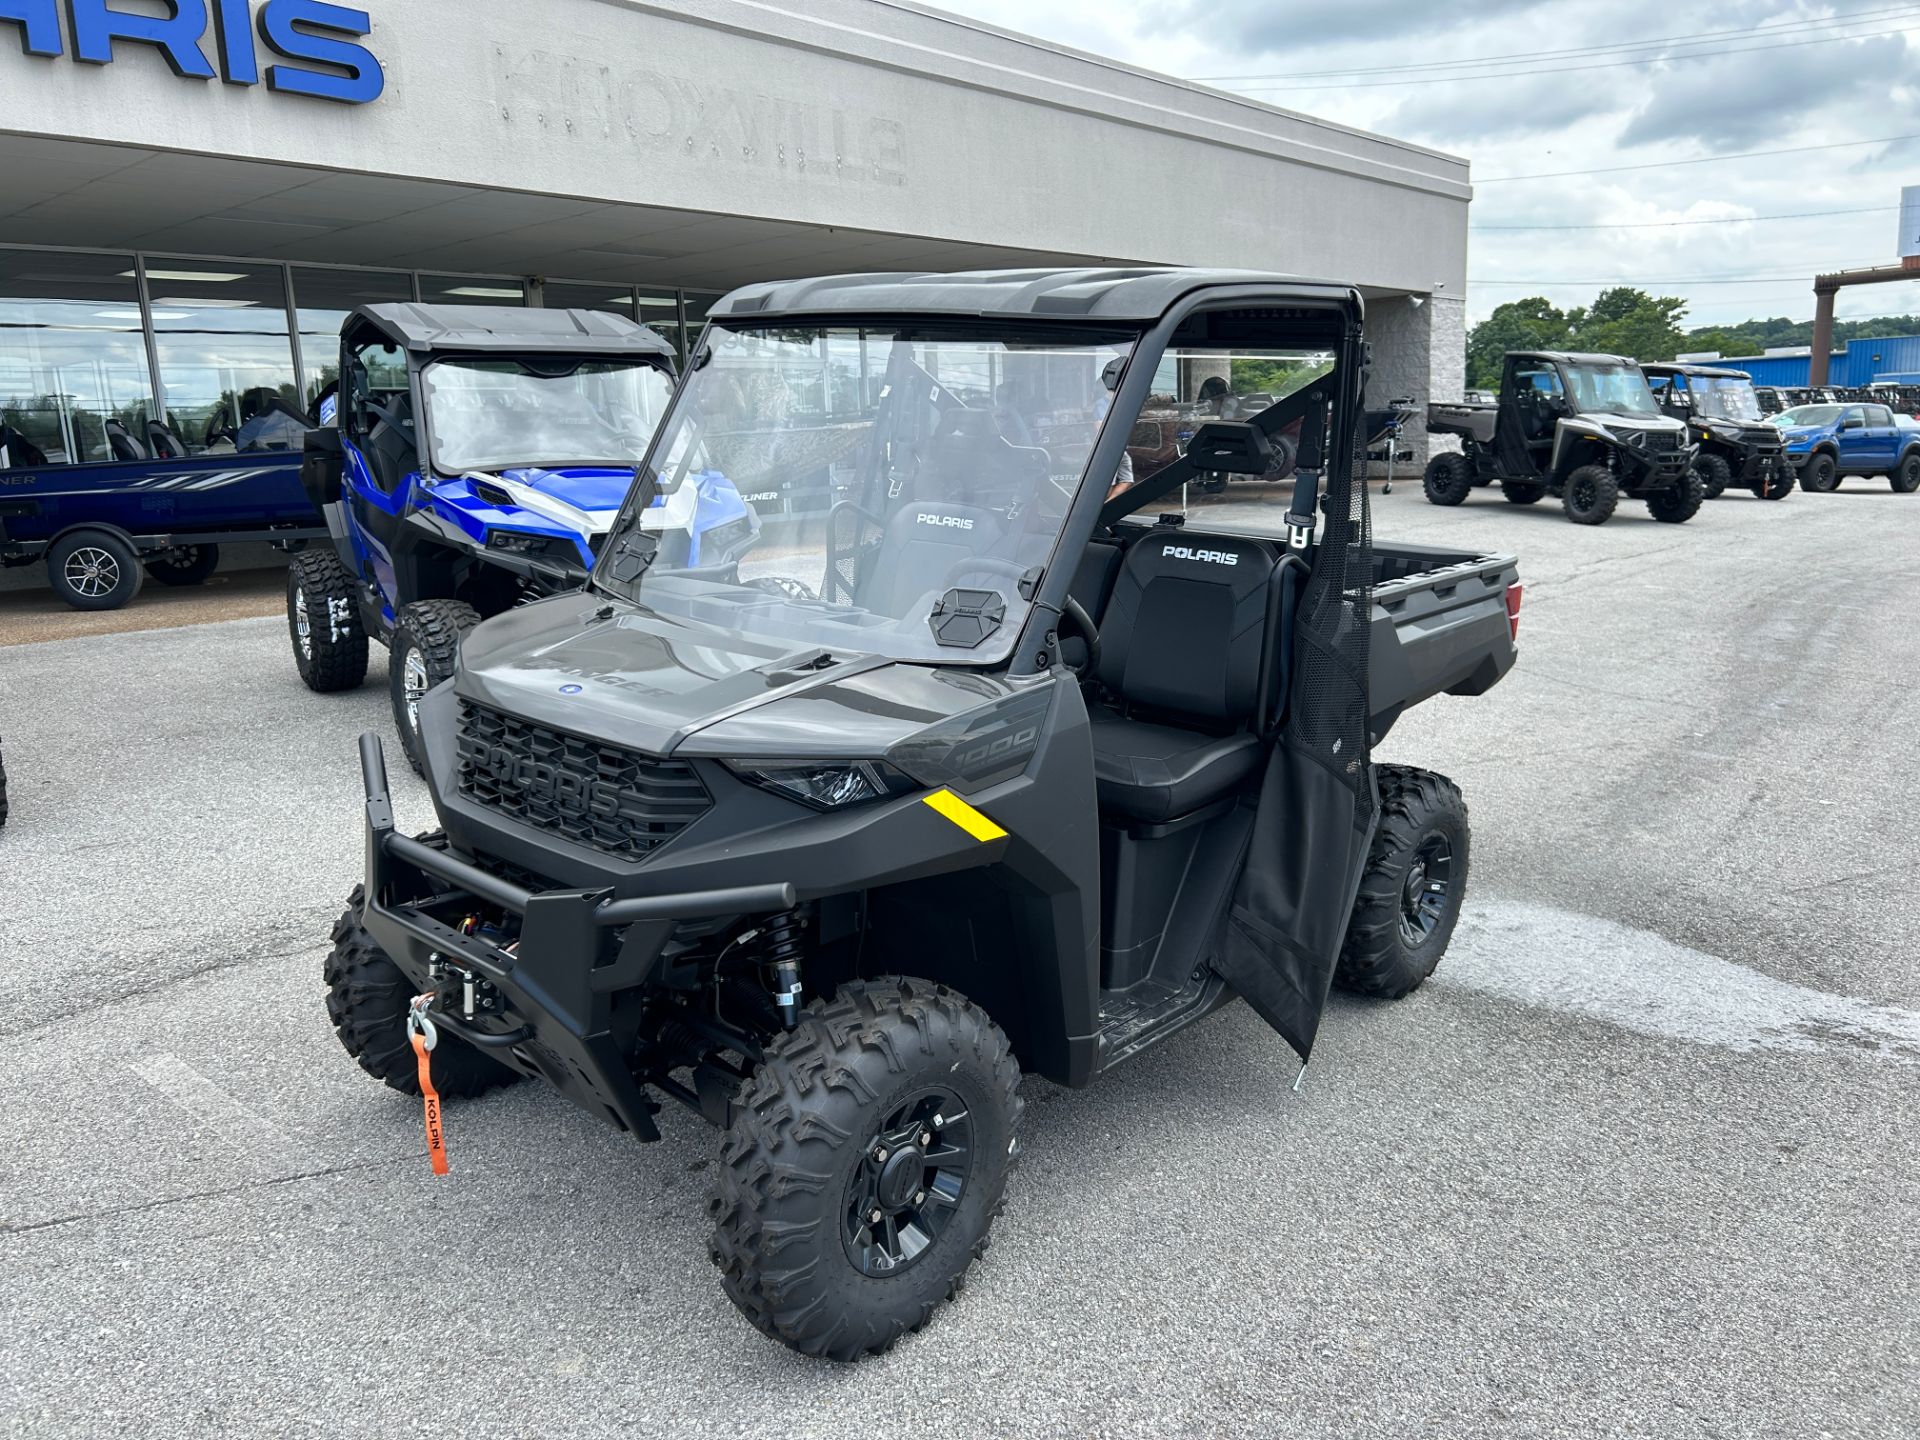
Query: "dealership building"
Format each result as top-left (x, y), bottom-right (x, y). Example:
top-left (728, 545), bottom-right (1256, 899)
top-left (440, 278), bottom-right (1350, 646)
top-left (0, 0), bottom-right (1470, 467)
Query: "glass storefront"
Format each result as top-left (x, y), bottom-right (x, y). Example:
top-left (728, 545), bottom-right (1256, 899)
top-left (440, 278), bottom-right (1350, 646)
top-left (146, 258), bottom-right (301, 452)
top-left (0, 244), bottom-right (720, 469)
top-left (0, 250), bottom-right (154, 465)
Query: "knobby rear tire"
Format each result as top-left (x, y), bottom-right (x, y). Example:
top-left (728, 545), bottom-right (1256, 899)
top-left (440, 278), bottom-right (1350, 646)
top-left (1335, 766), bottom-right (1470, 999)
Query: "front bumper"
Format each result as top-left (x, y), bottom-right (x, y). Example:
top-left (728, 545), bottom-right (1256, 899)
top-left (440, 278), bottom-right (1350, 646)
top-left (354, 732), bottom-right (794, 1139)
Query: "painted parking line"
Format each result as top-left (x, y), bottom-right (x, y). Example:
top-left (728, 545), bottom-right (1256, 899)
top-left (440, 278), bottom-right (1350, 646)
top-left (132, 1053), bottom-right (311, 1163)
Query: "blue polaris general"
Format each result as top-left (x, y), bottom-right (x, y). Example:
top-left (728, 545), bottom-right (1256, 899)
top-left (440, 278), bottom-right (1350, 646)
top-left (291, 304), bottom-right (699, 768)
top-left (1771, 399), bottom-right (1920, 494)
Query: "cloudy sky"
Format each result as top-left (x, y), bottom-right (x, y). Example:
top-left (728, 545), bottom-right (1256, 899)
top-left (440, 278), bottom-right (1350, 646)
top-left (941, 0), bottom-right (1920, 331)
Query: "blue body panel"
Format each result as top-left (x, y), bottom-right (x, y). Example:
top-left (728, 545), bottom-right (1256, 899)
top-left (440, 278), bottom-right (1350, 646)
top-left (0, 451), bottom-right (317, 549)
top-left (337, 439), bottom-right (750, 632)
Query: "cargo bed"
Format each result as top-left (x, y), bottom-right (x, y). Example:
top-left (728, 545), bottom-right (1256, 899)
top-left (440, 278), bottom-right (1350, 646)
top-left (1368, 541), bottom-right (1520, 738)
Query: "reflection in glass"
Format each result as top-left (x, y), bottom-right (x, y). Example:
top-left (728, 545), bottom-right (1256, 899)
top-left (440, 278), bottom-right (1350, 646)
top-left (293, 266), bottom-right (413, 409)
top-left (148, 259), bottom-right (303, 451)
top-left (420, 275), bottom-right (526, 307)
top-left (541, 281), bottom-right (638, 318)
top-left (0, 250), bottom-right (154, 466)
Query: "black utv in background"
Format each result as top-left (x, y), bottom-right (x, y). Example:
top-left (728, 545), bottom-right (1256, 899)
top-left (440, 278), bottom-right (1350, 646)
top-left (1642, 362), bottom-right (1792, 501)
top-left (1425, 351), bottom-right (1701, 525)
top-left (326, 268), bottom-right (1522, 1361)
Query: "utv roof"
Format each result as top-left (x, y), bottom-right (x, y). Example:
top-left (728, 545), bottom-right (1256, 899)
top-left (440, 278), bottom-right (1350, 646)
top-left (708, 267), bottom-right (1359, 324)
top-left (1511, 350), bottom-right (1641, 366)
top-left (1640, 361), bottom-right (1754, 380)
top-left (350, 303), bottom-right (676, 359)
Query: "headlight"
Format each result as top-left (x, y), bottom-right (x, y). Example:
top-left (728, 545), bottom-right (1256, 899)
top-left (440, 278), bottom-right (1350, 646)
top-left (727, 759), bottom-right (919, 810)
top-left (1625, 431), bottom-right (1647, 450)
top-left (487, 530), bottom-right (564, 557)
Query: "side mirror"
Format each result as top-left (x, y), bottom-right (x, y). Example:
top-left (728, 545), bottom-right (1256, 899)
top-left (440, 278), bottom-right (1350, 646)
top-left (301, 427), bottom-right (345, 508)
top-left (1841, 417), bottom-right (1864, 431)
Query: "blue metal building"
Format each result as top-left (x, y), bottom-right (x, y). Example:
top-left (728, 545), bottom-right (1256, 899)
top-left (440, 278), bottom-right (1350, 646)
top-left (1715, 335), bottom-right (1920, 387)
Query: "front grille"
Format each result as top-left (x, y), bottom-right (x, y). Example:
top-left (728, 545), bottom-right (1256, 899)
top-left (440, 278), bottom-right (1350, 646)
top-left (456, 701), bottom-right (711, 861)
top-left (1644, 431), bottom-right (1680, 453)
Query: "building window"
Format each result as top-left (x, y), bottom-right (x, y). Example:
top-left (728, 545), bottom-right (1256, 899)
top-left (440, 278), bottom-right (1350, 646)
top-left (292, 266), bottom-right (413, 409)
top-left (542, 281), bottom-right (639, 318)
top-left (419, 274), bottom-right (526, 307)
top-left (0, 248), bottom-right (155, 466)
top-left (636, 293), bottom-right (683, 357)
top-left (147, 258), bottom-right (304, 453)
top-left (682, 292), bottom-right (718, 350)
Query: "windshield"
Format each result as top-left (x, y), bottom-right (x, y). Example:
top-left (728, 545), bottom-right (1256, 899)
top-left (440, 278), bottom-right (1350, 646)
top-left (422, 358), bottom-right (673, 473)
top-left (1689, 376), bottom-right (1763, 422)
top-left (1773, 405), bottom-right (1842, 426)
top-left (1563, 361), bottom-right (1661, 416)
top-left (593, 322), bottom-right (1134, 664)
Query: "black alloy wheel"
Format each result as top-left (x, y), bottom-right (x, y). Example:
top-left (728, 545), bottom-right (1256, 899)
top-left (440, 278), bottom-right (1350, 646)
top-left (1399, 832), bottom-right (1455, 948)
top-left (843, 1088), bottom-right (975, 1278)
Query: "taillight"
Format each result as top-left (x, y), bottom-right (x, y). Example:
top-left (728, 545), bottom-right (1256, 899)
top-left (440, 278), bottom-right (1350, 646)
top-left (1506, 583), bottom-right (1524, 642)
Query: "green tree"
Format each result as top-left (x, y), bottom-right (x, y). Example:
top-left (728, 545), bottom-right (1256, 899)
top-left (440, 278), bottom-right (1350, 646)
top-left (1465, 297), bottom-right (1571, 389)
top-left (1567, 287), bottom-right (1688, 361)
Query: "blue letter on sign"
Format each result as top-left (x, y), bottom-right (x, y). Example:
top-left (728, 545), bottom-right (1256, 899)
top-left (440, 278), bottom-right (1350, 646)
top-left (64, 0), bottom-right (217, 78)
top-left (0, 0), bottom-right (63, 57)
top-left (208, 0), bottom-right (256, 84)
top-left (257, 0), bottom-right (381, 105)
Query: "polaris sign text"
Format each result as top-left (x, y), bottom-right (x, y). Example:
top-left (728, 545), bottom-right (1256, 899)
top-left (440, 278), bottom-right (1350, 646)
top-left (0, 0), bottom-right (384, 105)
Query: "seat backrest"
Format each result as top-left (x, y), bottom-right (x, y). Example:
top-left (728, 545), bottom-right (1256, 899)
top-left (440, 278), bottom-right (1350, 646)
top-left (147, 421), bottom-right (188, 459)
top-left (363, 393), bottom-right (417, 493)
top-left (1097, 528), bottom-right (1279, 728)
top-left (106, 420), bottom-right (149, 462)
top-left (855, 500), bottom-right (1004, 619)
top-left (1067, 539), bottom-right (1124, 621)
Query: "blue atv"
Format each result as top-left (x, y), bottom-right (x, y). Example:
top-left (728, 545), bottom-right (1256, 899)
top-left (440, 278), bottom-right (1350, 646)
top-left (290, 303), bottom-right (729, 769)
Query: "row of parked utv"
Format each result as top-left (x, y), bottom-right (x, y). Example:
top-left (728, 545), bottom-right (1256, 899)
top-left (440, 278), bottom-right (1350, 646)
top-left (1421, 350), bottom-right (1920, 525)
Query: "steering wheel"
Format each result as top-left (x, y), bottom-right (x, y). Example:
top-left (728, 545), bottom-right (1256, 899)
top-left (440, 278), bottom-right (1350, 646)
top-left (204, 404), bottom-right (236, 448)
top-left (1058, 595), bottom-right (1101, 679)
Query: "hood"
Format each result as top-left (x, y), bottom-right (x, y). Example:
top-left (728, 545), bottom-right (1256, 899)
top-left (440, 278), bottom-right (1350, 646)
top-left (497, 466), bottom-right (638, 513)
top-left (455, 590), bottom-right (841, 755)
top-left (1576, 410), bottom-right (1684, 433)
top-left (452, 590), bottom-right (1033, 761)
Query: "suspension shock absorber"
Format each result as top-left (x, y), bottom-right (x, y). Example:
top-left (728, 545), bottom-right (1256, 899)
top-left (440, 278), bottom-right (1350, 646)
top-left (756, 904), bottom-right (813, 1030)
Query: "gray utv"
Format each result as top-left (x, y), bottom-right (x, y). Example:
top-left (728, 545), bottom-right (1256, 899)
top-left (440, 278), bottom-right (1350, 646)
top-left (1425, 350), bottom-right (1701, 524)
top-left (325, 268), bottom-right (1523, 1361)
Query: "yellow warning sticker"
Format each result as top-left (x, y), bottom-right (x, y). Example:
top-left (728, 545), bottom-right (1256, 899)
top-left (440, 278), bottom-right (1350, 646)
top-left (922, 789), bottom-right (1008, 843)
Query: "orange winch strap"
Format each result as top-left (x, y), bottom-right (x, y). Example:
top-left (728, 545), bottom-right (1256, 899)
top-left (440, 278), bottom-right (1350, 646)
top-left (411, 1030), bottom-right (450, 1177)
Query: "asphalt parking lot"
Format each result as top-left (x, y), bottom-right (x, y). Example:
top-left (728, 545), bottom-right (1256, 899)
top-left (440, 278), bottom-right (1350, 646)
top-left (3, 481), bottom-right (1918, 1439)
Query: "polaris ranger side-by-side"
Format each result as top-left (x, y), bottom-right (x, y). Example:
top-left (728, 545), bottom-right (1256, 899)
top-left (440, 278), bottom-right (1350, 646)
top-left (325, 269), bottom-right (1522, 1361)
top-left (289, 306), bottom-right (686, 769)
top-left (1425, 351), bottom-right (1701, 524)
top-left (1641, 362), bottom-right (1792, 501)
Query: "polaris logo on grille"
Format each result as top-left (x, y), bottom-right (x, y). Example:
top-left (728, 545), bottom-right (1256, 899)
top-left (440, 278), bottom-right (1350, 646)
top-left (478, 747), bottom-right (620, 818)
top-left (1163, 545), bottom-right (1239, 566)
top-left (918, 514), bottom-right (975, 530)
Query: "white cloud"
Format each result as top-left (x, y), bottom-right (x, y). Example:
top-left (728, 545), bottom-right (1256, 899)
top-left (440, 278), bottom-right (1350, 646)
top-left (940, 0), bottom-right (1920, 329)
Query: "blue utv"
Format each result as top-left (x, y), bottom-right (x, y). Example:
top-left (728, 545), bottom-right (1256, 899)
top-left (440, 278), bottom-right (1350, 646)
top-left (290, 304), bottom-right (713, 769)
